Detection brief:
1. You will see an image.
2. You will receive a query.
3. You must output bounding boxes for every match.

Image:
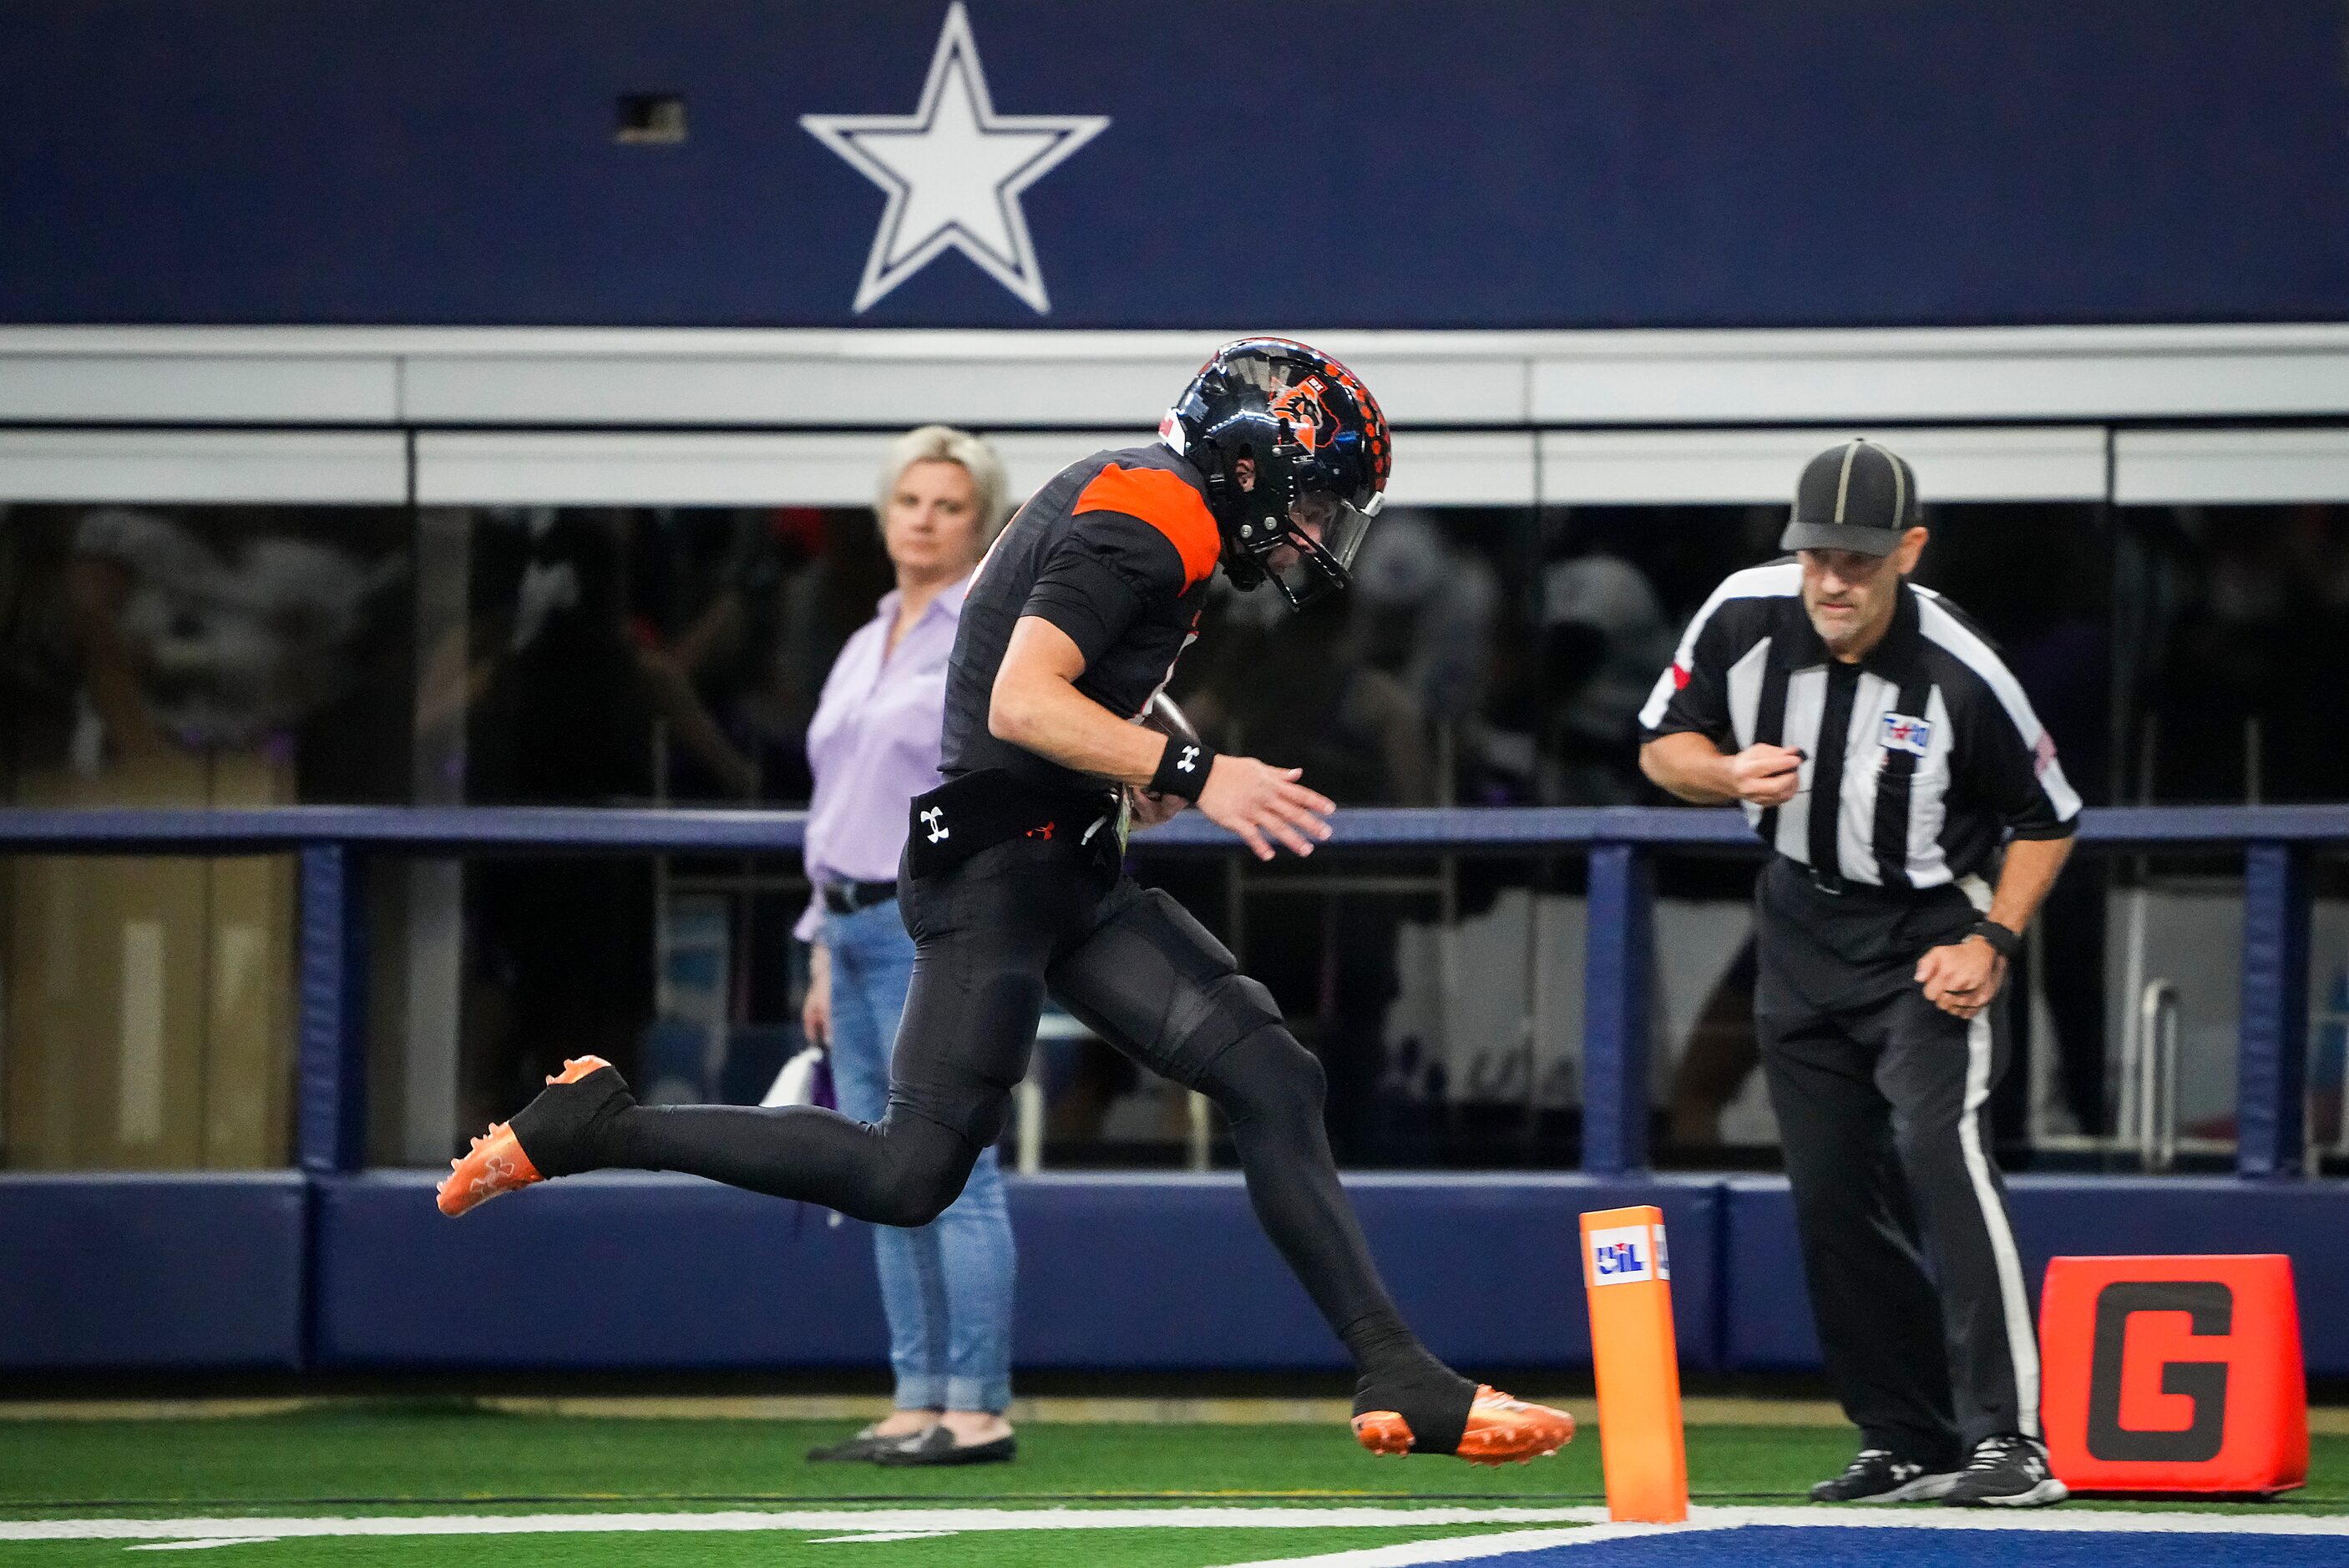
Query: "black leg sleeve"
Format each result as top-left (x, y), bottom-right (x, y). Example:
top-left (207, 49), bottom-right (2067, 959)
top-left (1759, 1001), bottom-right (1962, 1465)
top-left (1050, 883), bottom-right (1476, 1451)
top-left (602, 1103), bottom-right (976, 1227)
top-left (529, 838), bottom-right (1074, 1228)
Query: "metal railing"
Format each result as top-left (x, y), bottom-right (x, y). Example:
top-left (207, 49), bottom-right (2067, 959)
top-left (2128, 979), bottom-right (2182, 1173)
top-left (1, 802), bottom-right (2343, 1179)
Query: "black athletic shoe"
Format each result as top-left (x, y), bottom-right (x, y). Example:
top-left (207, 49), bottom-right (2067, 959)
top-left (1810, 1448), bottom-right (1961, 1504)
top-left (872, 1425), bottom-right (1016, 1466)
top-left (1943, 1434), bottom-right (2068, 1507)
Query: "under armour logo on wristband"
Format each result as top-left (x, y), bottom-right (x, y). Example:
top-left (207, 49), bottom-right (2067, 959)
top-left (1150, 735), bottom-right (1215, 802)
top-left (920, 806), bottom-right (949, 843)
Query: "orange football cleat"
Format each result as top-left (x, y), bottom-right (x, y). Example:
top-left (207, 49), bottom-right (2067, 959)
top-left (434, 1056), bottom-right (611, 1217)
top-left (1353, 1385), bottom-right (1575, 1466)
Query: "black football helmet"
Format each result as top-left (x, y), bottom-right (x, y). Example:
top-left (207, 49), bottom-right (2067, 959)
top-left (1162, 337), bottom-right (1393, 609)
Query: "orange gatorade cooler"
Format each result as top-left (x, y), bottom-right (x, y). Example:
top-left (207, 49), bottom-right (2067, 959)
top-left (1579, 1205), bottom-right (1688, 1522)
top-left (2039, 1253), bottom-right (2307, 1496)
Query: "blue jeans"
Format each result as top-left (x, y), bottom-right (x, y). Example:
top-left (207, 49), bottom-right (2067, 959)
top-left (821, 899), bottom-right (1016, 1414)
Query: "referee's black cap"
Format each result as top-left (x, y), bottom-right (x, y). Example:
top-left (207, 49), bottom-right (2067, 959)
top-left (1780, 438), bottom-right (1921, 555)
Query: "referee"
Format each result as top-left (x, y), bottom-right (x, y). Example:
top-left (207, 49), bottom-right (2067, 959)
top-left (1638, 439), bottom-right (2078, 1509)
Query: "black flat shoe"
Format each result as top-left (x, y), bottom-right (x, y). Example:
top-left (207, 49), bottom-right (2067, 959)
top-left (806, 1424), bottom-right (917, 1463)
top-left (873, 1424), bottom-right (1016, 1466)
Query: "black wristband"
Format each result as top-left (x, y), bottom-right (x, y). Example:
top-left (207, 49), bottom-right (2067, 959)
top-left (1968, 918), bottom-right (2021, 959)
top-left (1148, 732), bottom-right (1217, 802)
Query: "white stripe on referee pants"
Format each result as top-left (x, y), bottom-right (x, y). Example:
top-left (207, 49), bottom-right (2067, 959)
top-left (1959, 1008), bottom-right (2039, 1438)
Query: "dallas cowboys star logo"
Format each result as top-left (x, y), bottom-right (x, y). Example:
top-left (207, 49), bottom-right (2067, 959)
top-left (802, 3), bottom-right (1109, 313)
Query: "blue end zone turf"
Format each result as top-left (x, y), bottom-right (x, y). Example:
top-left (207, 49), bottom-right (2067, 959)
top-left (1492, 1527), bottom-right (2349, 1565)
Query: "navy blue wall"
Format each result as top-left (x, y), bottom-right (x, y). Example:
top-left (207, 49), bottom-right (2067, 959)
top-left (314, 1172), bottom-right (889, 1368)
top-left (3, 2), bottom-right (2342, 328)
top-left (315, 1173), bottom-right (1722, 1373)
top-left (8, 1170), bottom-right (2346, 1380)
top-left (0, 1173), bottom-right (306, 1369)
top-left (1724, 1176), bottom-right (2349, 1373)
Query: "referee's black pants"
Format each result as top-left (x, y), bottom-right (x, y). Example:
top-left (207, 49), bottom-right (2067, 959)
top-left (529, 829), bottom-right (1471, 1445)
top-left (1753, 858), bottom-right (2040, 1464)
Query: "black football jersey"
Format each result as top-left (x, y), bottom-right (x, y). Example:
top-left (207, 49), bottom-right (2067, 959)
top-left (941, 443), bottom-right (1218, 792)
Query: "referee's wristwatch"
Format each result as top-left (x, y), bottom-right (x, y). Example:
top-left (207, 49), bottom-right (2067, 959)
top-left (1966, 918), bottom-right (2022, 960)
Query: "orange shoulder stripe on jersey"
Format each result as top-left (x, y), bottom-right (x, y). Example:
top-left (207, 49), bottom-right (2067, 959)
top-left (1072, 464), bottom-right (1220, 589)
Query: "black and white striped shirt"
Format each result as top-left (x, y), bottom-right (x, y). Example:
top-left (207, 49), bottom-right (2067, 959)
top-left (1638, 560), bottom-right (2081, 891)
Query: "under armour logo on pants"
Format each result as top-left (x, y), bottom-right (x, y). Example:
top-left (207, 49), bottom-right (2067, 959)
top-left (920, 806), bottom-right (949, 843)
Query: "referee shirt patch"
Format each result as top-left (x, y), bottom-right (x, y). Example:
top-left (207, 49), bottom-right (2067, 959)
top-left (1880, 712), bottom-right (1933, 756)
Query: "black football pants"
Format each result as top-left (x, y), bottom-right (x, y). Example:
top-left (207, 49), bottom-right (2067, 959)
top-left (1754, 859), bottom-right (2041, 1463)
top-left (567, 833), bottom-right (1463, 1432)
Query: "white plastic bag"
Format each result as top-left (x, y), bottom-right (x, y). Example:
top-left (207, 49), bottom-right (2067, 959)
top-left (761, 1044), bottom-right (827, 1109)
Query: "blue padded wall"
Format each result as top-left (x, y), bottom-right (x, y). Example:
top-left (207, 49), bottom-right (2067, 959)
top-left (1722, 1175), bottom-right (2349, 1376)
top-left (313, 1171), bottom-right (888, 1368)
top-left (314, 1171), bottom-right (1722, 1373)
top-left (1008, 1174), bottom-right (1722, 1373)
top-left (13, 1169), bottom-right (2344, 1377)
top-left (0, 1173), bottom-right (306, 1369)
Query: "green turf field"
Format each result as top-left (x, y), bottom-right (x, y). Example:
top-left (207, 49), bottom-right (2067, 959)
top-left (1, 1408), bottom-right (2342, 1565)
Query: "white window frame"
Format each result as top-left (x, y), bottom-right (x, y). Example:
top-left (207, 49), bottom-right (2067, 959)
top-left (2114, 428), bottom-right (2349, 504)
top-left (417, 429), bottom-right (1539, 508)
top-left (0, 431), bottom-right (408, 503)
top-left (1538, 427), bottom-right (2108, 507)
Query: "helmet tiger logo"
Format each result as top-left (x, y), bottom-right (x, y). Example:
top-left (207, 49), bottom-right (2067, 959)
top-left (1268, 377), bottom-right (1340, 454)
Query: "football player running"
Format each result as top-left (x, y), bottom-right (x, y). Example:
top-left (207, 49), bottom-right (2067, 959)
top-left (440, 339), bottom-right (1574, 1466)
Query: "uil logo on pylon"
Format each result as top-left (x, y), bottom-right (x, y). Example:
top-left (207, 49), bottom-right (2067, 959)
top-left (1587, 1224), bottom-right (1658, 1285)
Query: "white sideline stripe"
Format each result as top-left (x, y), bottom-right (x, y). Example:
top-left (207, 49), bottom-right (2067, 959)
top-left (1208, 1505), bottom-right (2349, 1568)
top-left (1210, 1524), bottom-right (1683, 1567)
top-left (0, 1508), bottom-right (1605, 1543)
top-left (13, 1504), bottom-right (2346, 1551)
top-left (125, 1542), bottom-right (282, 1554)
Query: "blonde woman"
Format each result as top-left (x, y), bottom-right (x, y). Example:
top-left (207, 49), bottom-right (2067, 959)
top-left (797, 427), bottom-right (1021, 1464)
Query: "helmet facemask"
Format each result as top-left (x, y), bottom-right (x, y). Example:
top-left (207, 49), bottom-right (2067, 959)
top-left (1227, 454), bottom-right (1382, 610)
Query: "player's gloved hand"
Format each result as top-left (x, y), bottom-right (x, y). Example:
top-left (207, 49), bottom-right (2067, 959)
top-left (1916, 937), bottom-right (2006, 1020)
top-left (1726, 743), bottom-right (1805, 807)
top-left (1126, 783), bottom-right (1187, 830)
top-left (1197, 756), bottom-right (1335, 861)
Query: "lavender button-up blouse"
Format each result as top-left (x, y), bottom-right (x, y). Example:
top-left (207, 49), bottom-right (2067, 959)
top-left (794, 576), bottom-right (969, 943)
